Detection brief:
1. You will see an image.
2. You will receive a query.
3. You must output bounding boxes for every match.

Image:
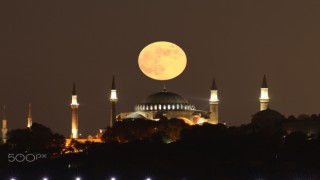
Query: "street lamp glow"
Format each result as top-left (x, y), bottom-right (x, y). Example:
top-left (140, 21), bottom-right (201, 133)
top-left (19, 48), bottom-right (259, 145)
top-left (10, 178), bottom-right (16, 180)
top-left (76, 177), bottom-right (81, 180)
top-left (43, 178), bottom-right (48, 180)
top-left (146, 178), bottom-right (151, 180)
top-left (111, 177), bottom-right (116, 180)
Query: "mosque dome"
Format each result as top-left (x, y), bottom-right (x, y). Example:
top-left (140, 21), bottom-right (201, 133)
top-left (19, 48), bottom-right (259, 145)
top-left (251, 108), bottom-right (285, 127)
top-left (141, 91), bottom-right (189, 104)
top-left (135, 89), bottom-right (195, 111)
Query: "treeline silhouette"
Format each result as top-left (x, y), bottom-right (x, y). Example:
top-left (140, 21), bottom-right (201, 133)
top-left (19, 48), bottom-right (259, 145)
top-left (1, 118), bottom-right (320, 179)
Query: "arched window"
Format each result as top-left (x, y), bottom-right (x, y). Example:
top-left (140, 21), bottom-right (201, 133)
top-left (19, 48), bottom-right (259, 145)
top-left (177, 104), bottom-right (180, 109)
top-left (154, 105), bottom-right (157, 110)
top-left (168, 104), bottom-right (171, 110)
top-left (172, 104), bottom-right (175, 110)
top-left (163, 105), bottom-right (166, 110)
top-left (159, 104), bottom-right (162, 110)
top-left (150, 105), bottom-right (153, 110)
top-left (146, 105), bottom-right (149, 110)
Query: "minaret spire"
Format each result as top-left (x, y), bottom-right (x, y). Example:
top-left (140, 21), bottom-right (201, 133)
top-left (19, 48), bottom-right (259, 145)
top-left (209, 78), bottom-right (219, 124)
top-left (1, 105), bottom-right (8, 144)
top-left (27, 103), bottom-right (32, 128)
top-left (72, 82), bottom-right (76, 95)
top-left (111, 75), bottom-right (116, 90)
top-left (109, 75), bottom-right (118, 128)
top-left (259, 75), bottom-right (270, 111)
top-left (2, 105), bottom-right (6, 120)
top-left (211, 78), bottom-right (217, 90)
top-left (262, 74), bottom-right (268, 88)
top-left (70, 83), bottom-right (79, 139)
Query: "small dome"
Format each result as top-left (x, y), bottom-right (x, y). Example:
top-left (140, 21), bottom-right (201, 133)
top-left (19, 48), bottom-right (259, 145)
top-left (140, 91), bottom-right (189, 104)
top-left (252, 109), bottom-right (285, 127)
top-left (123, 112), bottom-right (148, 120)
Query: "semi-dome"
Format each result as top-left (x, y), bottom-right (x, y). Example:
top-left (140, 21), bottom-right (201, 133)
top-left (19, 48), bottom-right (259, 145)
top-left (135, 89), bottom-right (195, 111)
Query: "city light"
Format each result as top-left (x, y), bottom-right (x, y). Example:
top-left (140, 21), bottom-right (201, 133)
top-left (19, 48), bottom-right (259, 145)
top-left (75, 177), bottom-right (81, 180)
top-left (10, 178), bottom-right (16, 180)
top-left (43, 178), bottom-right (48, 180)
top-left (146, 178), bottom-right (152, 180)
top-left (110, 177), bottom-right (116, 180)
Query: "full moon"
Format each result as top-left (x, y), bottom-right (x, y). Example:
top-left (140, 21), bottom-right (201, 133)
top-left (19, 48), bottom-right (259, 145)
top-left (138, 41), bottom-right (187, 81)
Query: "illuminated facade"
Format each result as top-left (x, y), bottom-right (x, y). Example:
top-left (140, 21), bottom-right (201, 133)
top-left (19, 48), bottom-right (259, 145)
top-left (27, 103), bottom-right (32, 128)
top-left (1, 106), bottom-right (8, 144)
top-left (119, 80), bottom-right (219, 125)
top-left (260, 75), bottom-right (269, 111)
top-left (71, 83), bottom-right (79, 139)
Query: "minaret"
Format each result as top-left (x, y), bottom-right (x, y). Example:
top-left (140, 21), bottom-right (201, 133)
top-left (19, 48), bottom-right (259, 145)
top-left (70, 83), bottom-right (79, 139)
top-left (259, 75), bottom-right (270, 111)
top-left (27, 103), bottom-right (32, 128)
top-left (209, 78), bottom-right (219, 124)
top-left (109, 75), bottom-right (118, 128)
top-left (1, 106), bottom-right (8, 144)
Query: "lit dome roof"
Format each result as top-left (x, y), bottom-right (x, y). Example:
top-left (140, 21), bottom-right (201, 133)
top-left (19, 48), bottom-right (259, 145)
top-left (140, 91), bottom-right (189, 104)
top-left (135, 89), bottom-right (195, 111)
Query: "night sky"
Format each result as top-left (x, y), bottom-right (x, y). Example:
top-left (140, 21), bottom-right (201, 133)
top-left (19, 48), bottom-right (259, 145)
top-left (1, 0), bottom-right (320, 137)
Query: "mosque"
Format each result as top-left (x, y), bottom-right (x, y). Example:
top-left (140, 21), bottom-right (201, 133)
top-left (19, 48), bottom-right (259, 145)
top-left (107, 75), bottom-right (269, 127)
top-left (116, 78), bottom-right (219, 125)
top-left (0, 75), bottom-right (269, 144)
top-left (2, 74), bottom-right (320, 145)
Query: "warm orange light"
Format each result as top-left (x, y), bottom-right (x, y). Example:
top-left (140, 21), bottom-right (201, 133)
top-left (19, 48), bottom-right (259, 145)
top-left (2, 120), bottom-right (7, 129)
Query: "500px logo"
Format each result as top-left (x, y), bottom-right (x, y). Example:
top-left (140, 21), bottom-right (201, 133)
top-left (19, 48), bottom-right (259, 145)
top-left (8, 153), bottom-right (47, 162)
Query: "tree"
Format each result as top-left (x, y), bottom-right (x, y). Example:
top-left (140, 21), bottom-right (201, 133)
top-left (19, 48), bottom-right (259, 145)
top-left (6, 123), bottom-right (65, 155)
top-left (102, 118), bottom-right (190, 143)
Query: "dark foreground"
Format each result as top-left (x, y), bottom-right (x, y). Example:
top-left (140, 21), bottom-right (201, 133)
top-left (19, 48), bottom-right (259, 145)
top-left (1, 123), bottom-right (320, 179)
top-left (1, 141), bottom-right (320, 179)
